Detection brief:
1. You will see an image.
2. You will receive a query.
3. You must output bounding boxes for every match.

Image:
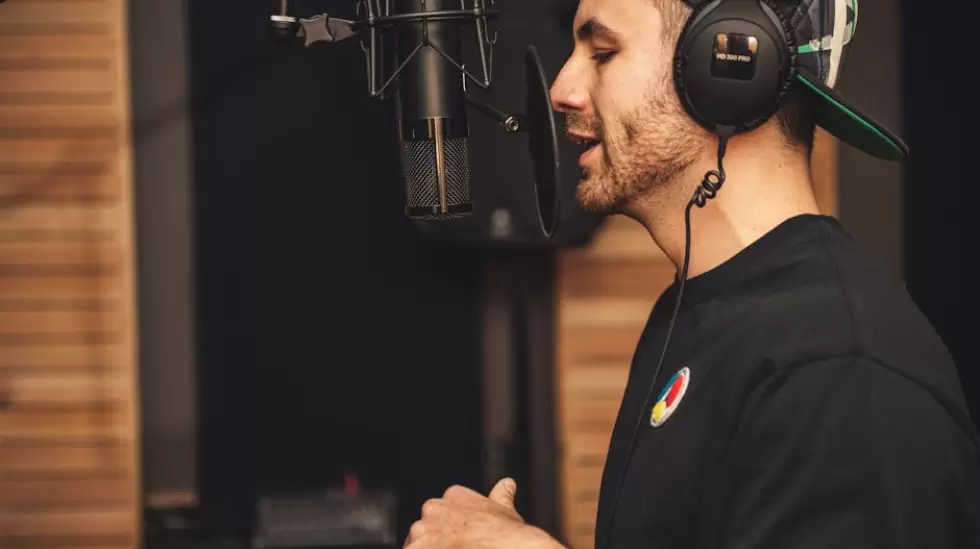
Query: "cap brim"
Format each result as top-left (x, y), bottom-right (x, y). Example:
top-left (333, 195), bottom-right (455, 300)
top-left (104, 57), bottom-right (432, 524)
top-left (796, 67), bottom-right (909, 162)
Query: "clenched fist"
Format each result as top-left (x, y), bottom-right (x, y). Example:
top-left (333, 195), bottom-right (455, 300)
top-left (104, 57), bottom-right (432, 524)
top-left (404, 478), bottom-right (564, 549)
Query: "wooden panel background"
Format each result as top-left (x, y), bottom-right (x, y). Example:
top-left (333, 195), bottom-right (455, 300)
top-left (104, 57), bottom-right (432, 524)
top-left (0, 0), bottom-right (140, 548)
top-left (554, 130), bottom-right (838, 549)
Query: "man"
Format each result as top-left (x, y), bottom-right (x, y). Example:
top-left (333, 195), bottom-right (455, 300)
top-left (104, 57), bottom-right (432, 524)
top-left (403, 0), bottom-right (980, 548)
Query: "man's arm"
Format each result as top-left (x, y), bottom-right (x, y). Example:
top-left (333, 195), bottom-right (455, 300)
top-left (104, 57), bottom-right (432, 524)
top-left (713, 356), bottom-right (980, 549)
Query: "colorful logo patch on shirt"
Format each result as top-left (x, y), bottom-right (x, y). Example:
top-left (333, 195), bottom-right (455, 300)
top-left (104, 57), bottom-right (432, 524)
top-left (650, 367), bottom-right (690, 428)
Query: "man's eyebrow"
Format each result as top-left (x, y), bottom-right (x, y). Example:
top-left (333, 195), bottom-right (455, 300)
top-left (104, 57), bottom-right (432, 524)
top-left (575, 18), bottom-right (620, 42)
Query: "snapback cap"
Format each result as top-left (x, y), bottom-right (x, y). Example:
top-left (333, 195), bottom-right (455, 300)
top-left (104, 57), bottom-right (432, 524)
top-left (685, 0), bottom-right (909, 161)
top-left (789, 0), bottom-right (907, 160)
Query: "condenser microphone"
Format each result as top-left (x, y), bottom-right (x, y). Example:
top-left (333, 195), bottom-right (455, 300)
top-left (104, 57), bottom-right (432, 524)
top-left (395, 0), bottom-right (473, 220)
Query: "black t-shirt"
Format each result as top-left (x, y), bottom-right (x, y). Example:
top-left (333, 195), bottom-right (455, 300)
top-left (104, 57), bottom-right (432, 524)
top-left (593, 214), bottom-right (980, 549)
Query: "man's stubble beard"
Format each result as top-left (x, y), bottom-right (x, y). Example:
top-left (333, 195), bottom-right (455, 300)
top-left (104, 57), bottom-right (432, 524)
top-left (571, 77), bottom-right (706, 216)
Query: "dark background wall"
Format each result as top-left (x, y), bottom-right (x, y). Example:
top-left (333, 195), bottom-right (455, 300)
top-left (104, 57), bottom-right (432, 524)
top-left (901, 0), bottom-right (979, 423)
top-left (186, 0), bottom-right (486, 536)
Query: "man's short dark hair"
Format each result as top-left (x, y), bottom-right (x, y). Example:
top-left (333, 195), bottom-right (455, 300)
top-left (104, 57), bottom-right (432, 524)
top-left (776, 86), bottom-right (818, 155)
top-left (770, 0), bottom-right (818, 155)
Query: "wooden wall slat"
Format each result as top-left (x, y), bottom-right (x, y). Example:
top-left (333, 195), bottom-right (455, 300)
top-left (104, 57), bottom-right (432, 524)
top-left (5, 540), bottom-right (131, 549)
top-left (562, 367), bottom-right (630, 400)
top-left (0, 309), bottom-right (120, 333)
top-left (0, 206), bottom-right (120, 232)
top-left (0, 139), bottom-right (119, 162)
top-left (0, 0), bottom-right (139, 546)
top-left (0, 35), bottom-right (117, 58)
top-left (2, 509), bottom-right (133, 538)
top-left (560, 299), bottom-right (654, 329)
top-left (561, 215), bottom-right (667, 262)
top-left (1, 440), bottom-right (127, 473)
top-left (0, 344), bottom-right (125, 372)
top-left (0, 108), bottom-right (119, 127)
top-left (0, 2), bottom-right (113, 23)
top-left (0, 243), bottom-right (120, 264)
top-left (4, 407), bottom-right (129, 439)
top-left (3, 371), bottom-right (126, 405)
top-left (561, 401), bottom-right (619, 433)
top-left (554, 131), bottom-right (838, 549)
top-left (0, 113), bottom-right (120, 127)
top-left (0, 173), bottom-right (120, 202)
top-left (561, 327), bottom-right (644, 366)
top-left (0, 278), bottom-right (121, 300)
top-left (559, 259), bottom-right (675, 300)
top-left (561, 432), bottom-right (616, 468)
top-left (1, 476), bottom-right (131, 508)
top-left (2, 69), bottom-right (117, 94)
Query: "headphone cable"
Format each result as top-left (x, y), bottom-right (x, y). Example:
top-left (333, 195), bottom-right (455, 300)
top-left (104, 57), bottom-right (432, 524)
top-left (598, 130), bottom-right (730, 549)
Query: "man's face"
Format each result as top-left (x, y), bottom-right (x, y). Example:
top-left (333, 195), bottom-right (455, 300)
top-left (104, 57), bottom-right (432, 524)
top-left (550, 0), bottom-right (707, 214)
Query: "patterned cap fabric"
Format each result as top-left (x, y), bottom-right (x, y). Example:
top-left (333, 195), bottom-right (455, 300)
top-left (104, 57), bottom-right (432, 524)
top-left (791, 0), bottom-right (857, 88)
top-left (681, 0), bottom-right (908, 160)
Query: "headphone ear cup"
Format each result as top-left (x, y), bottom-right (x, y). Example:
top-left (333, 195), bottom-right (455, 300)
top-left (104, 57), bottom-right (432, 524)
top-left (674, 0), bottom-right (796, 135)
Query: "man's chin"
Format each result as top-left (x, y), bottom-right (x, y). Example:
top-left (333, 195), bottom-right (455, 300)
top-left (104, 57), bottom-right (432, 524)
top-left (575, 177), bottom-right (623, 216)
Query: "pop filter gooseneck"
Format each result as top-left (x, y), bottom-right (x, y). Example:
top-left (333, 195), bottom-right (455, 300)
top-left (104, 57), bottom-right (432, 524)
top-left (525, 45), bottom-right (561, 241)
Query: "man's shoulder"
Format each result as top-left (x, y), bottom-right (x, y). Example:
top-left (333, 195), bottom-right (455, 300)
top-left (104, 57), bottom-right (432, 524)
top-left (783, 229), bottom-right (969, 420)
top-left (715, 224), bottom-right (955, 381)
top-left (698, 228), bottom-right (973, 436)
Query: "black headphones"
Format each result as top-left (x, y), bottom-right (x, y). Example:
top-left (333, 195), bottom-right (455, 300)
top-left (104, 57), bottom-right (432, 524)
top-left (673, 0), bottom-right (797, 138)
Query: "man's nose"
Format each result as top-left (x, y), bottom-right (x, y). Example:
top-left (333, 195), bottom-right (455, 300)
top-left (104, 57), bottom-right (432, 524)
top-left (550, 63), bottom-right (588, 114)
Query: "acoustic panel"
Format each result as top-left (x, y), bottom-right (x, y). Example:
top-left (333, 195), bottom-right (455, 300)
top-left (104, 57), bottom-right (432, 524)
top-left (0, 0), bottom-right (141, 548)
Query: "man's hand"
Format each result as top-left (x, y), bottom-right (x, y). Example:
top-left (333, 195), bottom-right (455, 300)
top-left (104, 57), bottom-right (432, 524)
top-left (404, 478), bottom-right (563, 549)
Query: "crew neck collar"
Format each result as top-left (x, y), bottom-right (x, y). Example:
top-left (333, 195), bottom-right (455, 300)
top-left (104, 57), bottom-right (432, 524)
top-left (661, 213), bottom-right (842, 306)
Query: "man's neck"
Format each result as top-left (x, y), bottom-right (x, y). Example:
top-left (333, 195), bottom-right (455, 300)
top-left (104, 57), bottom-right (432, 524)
top-left (625, 129), bottom-right (821, 279)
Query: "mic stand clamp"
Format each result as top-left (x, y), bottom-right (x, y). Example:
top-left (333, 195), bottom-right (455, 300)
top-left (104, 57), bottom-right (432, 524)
top-left (299, 14), bottom-right (358, 46)
top-left (269, 12), bottom-right (358, 47)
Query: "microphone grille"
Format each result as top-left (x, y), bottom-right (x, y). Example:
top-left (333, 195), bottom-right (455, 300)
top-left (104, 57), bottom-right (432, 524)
top-left (402, 137), bottom-right (473, 220)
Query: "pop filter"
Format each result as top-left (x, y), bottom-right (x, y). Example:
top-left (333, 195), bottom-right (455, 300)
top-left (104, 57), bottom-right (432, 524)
top-left (525, 45), bottom-right (561, 241)
top-left (408, 45), bottom-right (565, 248)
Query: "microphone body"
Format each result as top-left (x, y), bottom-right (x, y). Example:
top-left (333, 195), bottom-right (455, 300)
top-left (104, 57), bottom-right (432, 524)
top-left (396, 0), bottom-right (473, 220)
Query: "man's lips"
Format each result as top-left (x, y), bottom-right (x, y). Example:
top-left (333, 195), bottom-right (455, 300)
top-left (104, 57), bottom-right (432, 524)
top-left (567, 132), bottom-right (601, 149)
top-left (567, 132), bottom-right (602, 168)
